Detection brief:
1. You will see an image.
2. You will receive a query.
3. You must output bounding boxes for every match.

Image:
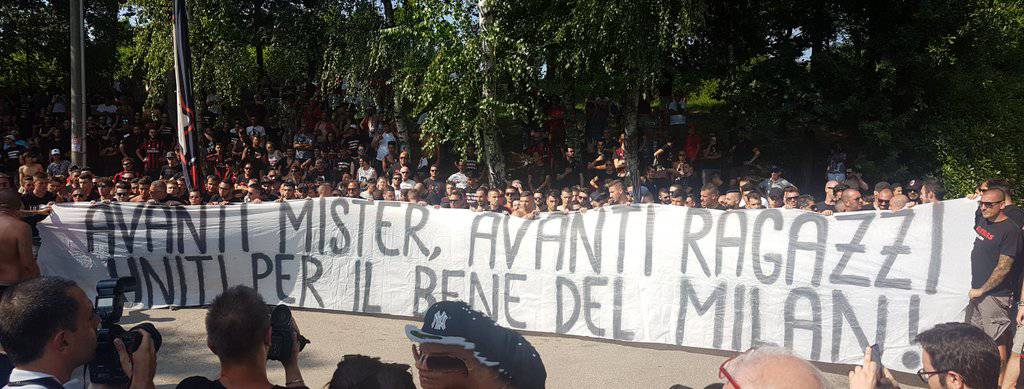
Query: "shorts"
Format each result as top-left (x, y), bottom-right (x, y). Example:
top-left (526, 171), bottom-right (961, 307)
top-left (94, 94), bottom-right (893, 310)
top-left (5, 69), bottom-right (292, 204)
top-left (966, 295), bottom-right (1013, 342)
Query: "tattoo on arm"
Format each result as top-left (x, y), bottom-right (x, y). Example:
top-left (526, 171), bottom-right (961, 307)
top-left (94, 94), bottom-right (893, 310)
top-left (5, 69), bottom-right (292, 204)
top-left (980, 255), bottom-right (1015, 292)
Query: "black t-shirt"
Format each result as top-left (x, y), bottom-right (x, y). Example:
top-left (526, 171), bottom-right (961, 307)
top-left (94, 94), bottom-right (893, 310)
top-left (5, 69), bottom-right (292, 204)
top-left (21, 191), bottom-right (56, 210)
top-left (971, 213), bottom-right (1024, 296)
top-left (177, 376), bottom-right (306, 389)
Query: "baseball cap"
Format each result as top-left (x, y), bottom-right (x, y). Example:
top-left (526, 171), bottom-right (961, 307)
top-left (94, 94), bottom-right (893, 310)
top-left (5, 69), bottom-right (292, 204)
top-left (769, 166), bottom-right (783, 174)
top-left (906, 180), bottom-right (922, 192)
top-left (165, 151), bottom-right (176, 158)
top-left (50, 149), bottom-right (60, 155)
top-left (406, 301), bottom-right (546, 389)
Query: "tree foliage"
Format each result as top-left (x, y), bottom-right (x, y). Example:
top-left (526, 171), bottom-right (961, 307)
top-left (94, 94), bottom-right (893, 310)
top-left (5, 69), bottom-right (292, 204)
top-left (2, 0), bottom-right (1023, 194)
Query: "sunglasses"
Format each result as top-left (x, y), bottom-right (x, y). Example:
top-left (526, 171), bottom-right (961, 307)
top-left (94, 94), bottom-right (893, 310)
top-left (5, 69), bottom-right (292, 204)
top-left (72, 194), bottom-right (84, 198)
top-left (917, 369), bottom-right (951, 383)
top-left (115, 192), bottom-right (130, 196)
top-left (980, 200), bottom-right (1003, 208)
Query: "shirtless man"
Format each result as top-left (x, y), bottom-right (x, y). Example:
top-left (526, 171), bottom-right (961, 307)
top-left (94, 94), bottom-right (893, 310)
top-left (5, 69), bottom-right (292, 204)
top-left (0, 189), bottom-right (39, 292)
top-left (17, 153), bottom-right (44, 187)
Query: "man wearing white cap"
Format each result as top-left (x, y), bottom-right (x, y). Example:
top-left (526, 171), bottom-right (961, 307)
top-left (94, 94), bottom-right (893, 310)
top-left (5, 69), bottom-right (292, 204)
top-left (45, 149), bottom-right (70, 177)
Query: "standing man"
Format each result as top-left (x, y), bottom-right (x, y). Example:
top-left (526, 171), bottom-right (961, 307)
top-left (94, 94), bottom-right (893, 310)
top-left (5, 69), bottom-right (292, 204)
top-left (136, 128), bottom-right (166, 178)
top-left (758, 166), bottom-right (792, 195)
top-left (45, 149), bottom-right (70, 177)
top-left (967, 188), bottom-right (1023, 381)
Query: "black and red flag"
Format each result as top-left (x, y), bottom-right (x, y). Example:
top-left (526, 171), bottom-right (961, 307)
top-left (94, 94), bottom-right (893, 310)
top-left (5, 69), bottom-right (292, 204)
top-left (172, 0), bottom-right (201, 191)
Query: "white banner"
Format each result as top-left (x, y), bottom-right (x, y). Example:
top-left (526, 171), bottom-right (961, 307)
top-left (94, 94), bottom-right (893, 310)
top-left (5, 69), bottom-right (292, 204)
top-left (38, 199), bottom-right (976, 372)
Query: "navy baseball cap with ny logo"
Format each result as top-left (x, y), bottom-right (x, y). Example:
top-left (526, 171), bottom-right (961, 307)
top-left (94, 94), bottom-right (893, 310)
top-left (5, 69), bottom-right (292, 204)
top-left (406, 300), bottom-right (547, 389)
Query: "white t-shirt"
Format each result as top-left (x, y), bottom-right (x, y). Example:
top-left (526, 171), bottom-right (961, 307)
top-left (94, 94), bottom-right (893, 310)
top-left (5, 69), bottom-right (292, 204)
top-left (448, 172), bottom-right (469, 189)
top-left (668, 100), bottom-right (686, 125)
top-left (376, 132), bottom-right (396, 161)
top-left (246, 125), bottom-right (266, 137)
top-left (357, 166), bottom-right (377, 183)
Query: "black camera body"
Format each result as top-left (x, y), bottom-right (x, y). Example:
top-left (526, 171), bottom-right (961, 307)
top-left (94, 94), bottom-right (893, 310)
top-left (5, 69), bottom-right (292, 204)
top-left (89, 277), bottom-right (163, 385)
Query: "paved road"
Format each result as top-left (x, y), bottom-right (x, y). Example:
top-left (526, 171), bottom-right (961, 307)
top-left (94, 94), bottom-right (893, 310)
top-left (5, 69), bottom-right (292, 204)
top-left (123, 308), bottom-right (925, 389)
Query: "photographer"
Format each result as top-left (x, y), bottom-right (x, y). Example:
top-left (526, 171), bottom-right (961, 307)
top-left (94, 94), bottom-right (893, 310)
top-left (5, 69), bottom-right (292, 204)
top-left (0, 277), bottom-right (156, 389)
top-left (177, 286), bottom-right (307, 389)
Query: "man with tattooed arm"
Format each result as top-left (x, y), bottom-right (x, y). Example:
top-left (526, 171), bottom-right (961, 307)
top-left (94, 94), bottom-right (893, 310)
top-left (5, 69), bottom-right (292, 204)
top-left (967, 187), bottom-right (1023, 383)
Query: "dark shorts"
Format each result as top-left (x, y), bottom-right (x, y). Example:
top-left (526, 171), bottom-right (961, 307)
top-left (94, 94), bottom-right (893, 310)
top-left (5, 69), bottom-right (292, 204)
top-left (966, 295), bottom-right (1013, 341)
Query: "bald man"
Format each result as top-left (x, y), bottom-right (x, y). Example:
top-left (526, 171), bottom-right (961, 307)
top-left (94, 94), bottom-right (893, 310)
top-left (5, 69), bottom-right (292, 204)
top-left (718, 346), bottom-right (828, 388)
top-left (0, 189), bottom-right (38, 293)
top-left (890, 194), bottom-right (910, 211)
top-left (873, 188), bottom-right (893, 211)
top-left (837, 188), bottom-right (864, 213)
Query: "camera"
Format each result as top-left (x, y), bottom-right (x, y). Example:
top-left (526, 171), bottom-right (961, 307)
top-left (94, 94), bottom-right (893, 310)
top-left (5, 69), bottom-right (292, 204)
top-left (88, 277), bottom-right (163, 385)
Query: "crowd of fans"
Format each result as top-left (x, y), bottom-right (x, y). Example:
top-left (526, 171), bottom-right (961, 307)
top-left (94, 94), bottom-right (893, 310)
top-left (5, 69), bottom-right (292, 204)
top-left (1, 92), bottom-right (949, 218)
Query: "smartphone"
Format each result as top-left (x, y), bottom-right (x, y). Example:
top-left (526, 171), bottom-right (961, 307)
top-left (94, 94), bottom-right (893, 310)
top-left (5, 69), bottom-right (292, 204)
top-left (869, 344), bottom-right (883, 364)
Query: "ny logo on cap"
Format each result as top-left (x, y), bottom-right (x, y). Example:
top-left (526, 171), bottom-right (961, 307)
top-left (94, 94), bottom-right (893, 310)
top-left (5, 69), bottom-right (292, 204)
top-left (432, 311), bottom-right (449, 331)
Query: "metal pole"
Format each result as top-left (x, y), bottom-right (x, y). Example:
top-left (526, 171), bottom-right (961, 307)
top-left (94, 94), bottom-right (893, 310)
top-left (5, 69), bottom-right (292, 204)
top-left (69, 0), bottom-right (85, 166)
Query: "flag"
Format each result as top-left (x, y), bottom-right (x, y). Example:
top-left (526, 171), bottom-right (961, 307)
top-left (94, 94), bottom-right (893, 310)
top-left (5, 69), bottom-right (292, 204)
top-left (172, 0), bottom-right (201, 191)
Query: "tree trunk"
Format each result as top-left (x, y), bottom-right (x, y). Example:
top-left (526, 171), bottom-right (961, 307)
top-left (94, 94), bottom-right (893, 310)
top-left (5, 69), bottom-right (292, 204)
top-left (256, 39), bottom-right (265, 77)
top-left (622, 90), bottom-right (641, 202)
top-left (478, 0), bottom-right (507, 186)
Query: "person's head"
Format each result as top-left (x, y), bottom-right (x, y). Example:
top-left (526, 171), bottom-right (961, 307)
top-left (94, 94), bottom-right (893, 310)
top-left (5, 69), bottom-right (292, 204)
top-left (979, 188), bottom-right (1007, 221)
top-left (213, 181), bottom-right (231, 199)
top-left (281, 182), bottom-right (297, 199)
top-left (383, 189), bottom-right (396, 201)
top-left (327, 354), bottom-right (416, 389)
top-left (346, 181), bottom-right (360, 197)
top-left (32, 172), bottom-right (48, 193)
top-left (700, 183), bottom-right (719, 209)
top-left (839, 188), bottom-right (863, 212)
top-left (407, 301), bottom-right (545, 389)
top-left (114, 183), bottom-right (133, 202)
top-left (519, 193), bottom-right (535, 211)
top-left (875, 188), bottom-right (893, 210)
top-left (890, 194), bottom-right (910, 211)
top-left (874, 181), bottom-right (891, 196)
top-left (915, 322), bottom-right (999, 389)
top-left (487, 189), bottom-right (504, 208)
top-left (78, 172), bottom-right (95, 191)
top-left (165, 180), bottom-right (180, 197)
top-left (455, 160), bottom-right (465, 172)
top-left (150, 180), bottom-right (167, 201)
top-left (782, 186), bottom-right (800, 209)
top-left (429, 165), bottom-right (439, 178)
top-left (670, 191), bottom-right (685, 207)
top-left (206, 286), bottom-right (272, 364)
top-left (920, 178), bottom-right (945, 203)
top-left (979, 178), bottom-right (1014, 205)
top-left (718, 346), bottom-right (827, 389)
top-left (148, 128), bottom-right (158, 139)
top-left (744, 192), bottom-right (763, 209)
top-left (607, 180), bottom-right (626, 203)
top-left (545, 191), bottom-right (559, 210)
top-left (0, 277), bottom-right (98, 370)
top-left (723, 191), bottom-right (741, 209)
top-left (188, 190), bottom-right (204, 205)
top-left (769, 166), bottom-right (783, 181)
top-left (796, 195), bottom-right (816, 211)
